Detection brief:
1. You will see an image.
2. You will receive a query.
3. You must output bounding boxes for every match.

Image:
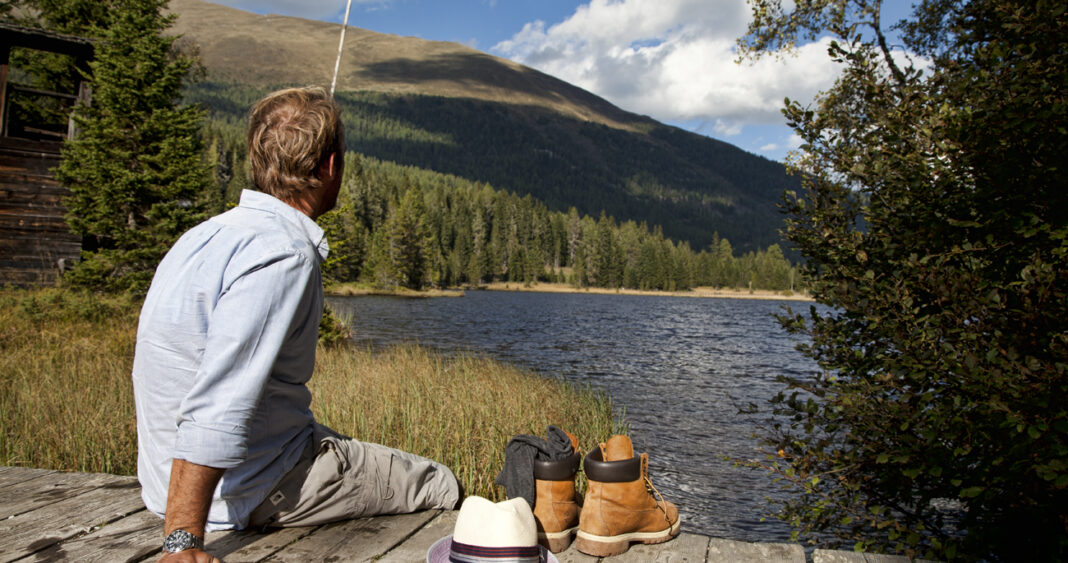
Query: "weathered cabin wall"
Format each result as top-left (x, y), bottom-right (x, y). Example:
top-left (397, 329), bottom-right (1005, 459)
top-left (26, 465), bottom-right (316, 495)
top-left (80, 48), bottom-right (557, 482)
top-left (0, 137), bottom-right (79, 285)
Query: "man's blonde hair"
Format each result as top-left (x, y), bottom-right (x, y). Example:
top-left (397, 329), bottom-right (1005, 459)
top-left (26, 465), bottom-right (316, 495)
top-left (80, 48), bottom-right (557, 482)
top-left (247, 87), bottom-right (344, 202)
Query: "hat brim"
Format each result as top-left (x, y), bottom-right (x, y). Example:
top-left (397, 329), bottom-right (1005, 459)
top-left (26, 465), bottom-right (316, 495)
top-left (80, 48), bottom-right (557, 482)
top-left (425, 535), bottom-right (559, 563)
top-left (426, 535), bottom-right (452, 563)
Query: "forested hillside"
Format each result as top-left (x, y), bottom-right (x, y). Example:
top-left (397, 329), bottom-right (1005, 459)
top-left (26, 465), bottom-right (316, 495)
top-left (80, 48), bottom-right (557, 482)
top-left (191, 81), bottom-right (795, 255)
top-left (167, 0), bottom-right (799, 255)
top-left (324, 154), bottom-right (798, 292)
top-left (196, 91), bottom-right (798, 293)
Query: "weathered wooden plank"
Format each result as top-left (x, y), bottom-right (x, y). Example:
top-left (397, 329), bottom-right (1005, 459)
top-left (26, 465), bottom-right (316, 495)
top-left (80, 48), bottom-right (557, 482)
top-left (0, 184), bottom-right (66, 200)
top-left (0, 247), bottom-right (76, 266)
top-left (265, 510), bottom-right (439, 562)
top-left (207, 526), bottom-right (321, 563)
top-left (0, 212), bottom-right (72, 230)
top-left (0, 138), bottom-right (63, 157)
top-left (0, 173), bottom-right (63, 186)
top-left (555, 546), bottom-right (602, 563)
top-left (0, 264), bottom-right (67, 278)
top-left (609, 533), bottom-right (710, 562)
top-left (0, 477), bottom-right (143, 562)
top-left (0, 235), bottom-right (80, 251)
top-left (811, 550), bottom-right (937, 563)
top-left (259, 518), bottom-right (379, 562)
top-left (0, 230), bottom-right (75, 243)
top-left (0, 250), bottom-right (79, 264)
top-left (0, 253), bottom-right (78, 268)
top-left (0, 166), bottom-right (60, 179)
top-left (0, 173), bottom-right (56, 184)
top-left (0, 269), bottom-right (59, 285)
top-left (0, 229), bottom-right (78, 241)
top-left (0, 154), bottom-right (61, 171)
top-left (0, 162), bottom-right (60, 178)
top-left (378, 509), bottom-right (454, 562)
top-left (380, 509), bottom-right (601, 563)
top-left (0, 467), bottom-right (54, 489)
top-left (705, 538), bottom-right (806, 562)
top-left (0, 471), bottom-right (134, 520)
top-left (22, 508), bottom-right (162, 563)
top-left (0, 199), bottom-right (68, 213)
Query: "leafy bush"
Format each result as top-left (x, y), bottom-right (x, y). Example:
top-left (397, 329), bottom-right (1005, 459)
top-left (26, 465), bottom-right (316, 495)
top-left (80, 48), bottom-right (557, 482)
top-left (739, 0), bottom-right (1068, 560)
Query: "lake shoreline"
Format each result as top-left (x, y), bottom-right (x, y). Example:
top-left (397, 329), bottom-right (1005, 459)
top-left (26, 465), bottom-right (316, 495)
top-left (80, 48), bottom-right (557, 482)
top-left (481, 282), bottom-right (813, 301)
top-left (327, 281), bottom-right (813, 302)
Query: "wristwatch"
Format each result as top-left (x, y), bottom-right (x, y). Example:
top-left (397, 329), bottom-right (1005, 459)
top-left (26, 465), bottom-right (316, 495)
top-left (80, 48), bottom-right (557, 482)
top-left (163, 529), bottom-right (204, 553)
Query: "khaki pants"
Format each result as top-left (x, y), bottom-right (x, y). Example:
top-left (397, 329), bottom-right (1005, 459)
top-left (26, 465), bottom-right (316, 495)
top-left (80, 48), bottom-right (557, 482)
top-left (249, 423), bottom-right (460, 528)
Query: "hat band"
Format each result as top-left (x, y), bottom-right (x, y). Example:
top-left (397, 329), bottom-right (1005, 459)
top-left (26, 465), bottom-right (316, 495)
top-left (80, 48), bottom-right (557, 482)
top-left (449, 540), bottom-right (542, 563)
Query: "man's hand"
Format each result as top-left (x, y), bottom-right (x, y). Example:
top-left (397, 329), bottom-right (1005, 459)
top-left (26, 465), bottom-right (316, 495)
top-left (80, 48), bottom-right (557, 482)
top-left (158, 548), bottom-right (221, 563)
top-left (162, 459), bottom-right (225, 563)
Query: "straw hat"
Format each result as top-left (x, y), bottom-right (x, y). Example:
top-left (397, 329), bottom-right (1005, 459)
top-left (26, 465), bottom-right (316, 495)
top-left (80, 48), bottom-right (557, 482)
top-left (426, 496), bottom-right (558, 563)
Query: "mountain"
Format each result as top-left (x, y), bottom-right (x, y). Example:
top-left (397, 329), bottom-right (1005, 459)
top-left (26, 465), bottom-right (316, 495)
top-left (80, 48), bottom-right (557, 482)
top-left (167, 0), bottom-right (797, 252)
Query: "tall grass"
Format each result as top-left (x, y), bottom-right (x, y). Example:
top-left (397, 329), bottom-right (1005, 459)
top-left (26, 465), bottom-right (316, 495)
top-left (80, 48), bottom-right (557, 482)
top-left (313, 344), bottom-right (624, 499)
top-left (0, 289), bottom-right (623, 499)
top-left (0, 288), bottom-right (140, 475)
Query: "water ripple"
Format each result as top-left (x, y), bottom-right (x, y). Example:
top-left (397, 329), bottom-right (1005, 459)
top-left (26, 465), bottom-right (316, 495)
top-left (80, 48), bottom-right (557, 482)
top-left (328, 291), bottom-right (821, 542)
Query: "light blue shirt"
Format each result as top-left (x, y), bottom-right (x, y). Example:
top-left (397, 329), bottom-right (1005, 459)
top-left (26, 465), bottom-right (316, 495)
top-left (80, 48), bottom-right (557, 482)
top-left (133, 189), bottom-right (329, 530)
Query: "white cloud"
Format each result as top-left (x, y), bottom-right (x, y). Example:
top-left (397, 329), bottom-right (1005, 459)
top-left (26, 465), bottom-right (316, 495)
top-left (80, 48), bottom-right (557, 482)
top-left (713, 119), bottom-right (743, 137)
top-left (213, 0), bottom-right (389, 22)
top-left (760, 142), bottom-right (778, 152)
top-left (787, 133), bottom-right (803, 149)
top-left (493, 0), bottom-right (843, 134)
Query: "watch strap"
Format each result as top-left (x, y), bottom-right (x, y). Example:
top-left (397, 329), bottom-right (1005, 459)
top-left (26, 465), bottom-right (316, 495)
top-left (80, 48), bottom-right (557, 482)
top-left (163, 529), bottom-right (204, 553)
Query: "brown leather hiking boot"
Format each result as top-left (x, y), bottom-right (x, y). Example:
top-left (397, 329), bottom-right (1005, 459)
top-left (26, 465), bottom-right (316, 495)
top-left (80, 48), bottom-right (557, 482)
top-left (533, 431), bottom-right (582, 552)
top-left (575, 435), bottom-right (680, 557)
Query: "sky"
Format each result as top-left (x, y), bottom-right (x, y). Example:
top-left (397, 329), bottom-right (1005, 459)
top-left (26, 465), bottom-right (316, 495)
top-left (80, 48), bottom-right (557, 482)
top-left (209, 0), bottom-right (913, 162)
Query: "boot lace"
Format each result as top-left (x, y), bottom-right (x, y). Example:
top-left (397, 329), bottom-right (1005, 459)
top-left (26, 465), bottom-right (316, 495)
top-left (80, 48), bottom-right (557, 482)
top-left (640, 453), bottom-right (671, 524)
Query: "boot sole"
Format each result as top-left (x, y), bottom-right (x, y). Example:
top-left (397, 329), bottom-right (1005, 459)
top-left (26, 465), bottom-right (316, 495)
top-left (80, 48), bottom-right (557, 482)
top-left (538, 526), bottom-right (579, 553)
top-left (575, 518), bottom-right (681, 557)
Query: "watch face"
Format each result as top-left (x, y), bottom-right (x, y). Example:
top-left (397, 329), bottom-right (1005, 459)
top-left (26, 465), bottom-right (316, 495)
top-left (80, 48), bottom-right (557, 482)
top-left (163, 529), bottom-right (203, 553)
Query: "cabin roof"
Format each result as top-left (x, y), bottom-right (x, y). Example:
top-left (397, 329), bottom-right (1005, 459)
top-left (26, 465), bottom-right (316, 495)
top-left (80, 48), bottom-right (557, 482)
top-left (0, 21), bottom-right (94, 59)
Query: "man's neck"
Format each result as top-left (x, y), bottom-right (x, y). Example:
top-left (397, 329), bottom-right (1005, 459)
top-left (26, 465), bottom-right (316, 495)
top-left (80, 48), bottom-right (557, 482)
top-left (283, 194), bottom-right (320, 220)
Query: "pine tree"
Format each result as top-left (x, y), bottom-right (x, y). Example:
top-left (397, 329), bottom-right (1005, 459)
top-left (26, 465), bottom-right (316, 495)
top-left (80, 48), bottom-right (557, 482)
top-left (57, 0), bottom-right (210, 293)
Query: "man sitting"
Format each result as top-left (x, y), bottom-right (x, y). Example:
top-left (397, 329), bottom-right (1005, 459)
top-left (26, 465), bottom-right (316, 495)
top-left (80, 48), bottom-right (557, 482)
top-left (132, 87), bottom-right (460, 562)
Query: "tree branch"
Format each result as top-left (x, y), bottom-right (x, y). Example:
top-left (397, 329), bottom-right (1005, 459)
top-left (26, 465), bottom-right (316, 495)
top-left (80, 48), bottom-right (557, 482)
top-left (870, 0), bottom-right (907, 87)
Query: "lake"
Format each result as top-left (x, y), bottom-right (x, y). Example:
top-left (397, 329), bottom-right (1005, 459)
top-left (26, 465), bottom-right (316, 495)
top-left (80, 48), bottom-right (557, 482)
top-left (327, 290), bottom-right (818, 543)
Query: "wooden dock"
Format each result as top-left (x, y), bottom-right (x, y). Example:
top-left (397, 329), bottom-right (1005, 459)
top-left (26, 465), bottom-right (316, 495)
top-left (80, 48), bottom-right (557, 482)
top-left (0, 466), bottom-right (928, 562)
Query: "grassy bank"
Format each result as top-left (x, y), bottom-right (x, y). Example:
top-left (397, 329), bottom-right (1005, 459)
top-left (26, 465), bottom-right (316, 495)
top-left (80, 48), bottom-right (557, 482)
top-left (0, 288), bottom-right (622, 500)
top-left (483, 282), bottom-right (813, 301)
top-left (328, 280), bottom-right (810, 301)
top-left (327, 282), bottom-right (464, 298)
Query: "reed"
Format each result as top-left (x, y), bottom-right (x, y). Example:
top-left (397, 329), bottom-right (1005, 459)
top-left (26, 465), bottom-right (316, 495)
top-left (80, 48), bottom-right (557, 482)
top-left (0, 288), bottom-right (139, 475)
top-left (312, 343), bottom-right (624, 499)
top-left (0, 288), bottom-right (623, 499)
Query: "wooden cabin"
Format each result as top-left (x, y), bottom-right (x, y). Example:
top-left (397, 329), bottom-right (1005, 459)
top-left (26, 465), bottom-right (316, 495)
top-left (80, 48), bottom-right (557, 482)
top-left (0, 22), bottom-right (93, 286)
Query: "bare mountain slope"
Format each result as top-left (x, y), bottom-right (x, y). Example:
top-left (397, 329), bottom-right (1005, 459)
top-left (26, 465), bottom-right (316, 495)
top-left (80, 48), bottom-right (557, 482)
top-left (167, 0), bottom-right (649, 131)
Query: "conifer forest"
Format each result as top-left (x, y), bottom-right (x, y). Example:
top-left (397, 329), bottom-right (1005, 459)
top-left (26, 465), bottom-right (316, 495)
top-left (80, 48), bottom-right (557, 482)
top-left (195, 82), bottom-right (800, 293)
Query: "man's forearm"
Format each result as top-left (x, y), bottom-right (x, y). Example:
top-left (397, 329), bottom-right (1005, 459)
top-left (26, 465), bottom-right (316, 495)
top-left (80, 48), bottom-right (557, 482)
top-left (164, 458), bottom-right (225, 537)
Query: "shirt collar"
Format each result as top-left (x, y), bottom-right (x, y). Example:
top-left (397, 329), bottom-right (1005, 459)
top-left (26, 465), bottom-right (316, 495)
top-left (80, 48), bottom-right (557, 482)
top-left (238, 190), bottom-right (330, 261)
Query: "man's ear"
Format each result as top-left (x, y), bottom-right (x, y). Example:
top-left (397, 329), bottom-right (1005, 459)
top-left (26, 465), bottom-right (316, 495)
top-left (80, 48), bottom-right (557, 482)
top-left (317, 152), bottom-right (337, 180)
